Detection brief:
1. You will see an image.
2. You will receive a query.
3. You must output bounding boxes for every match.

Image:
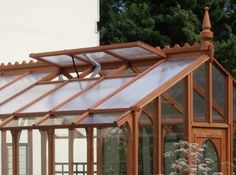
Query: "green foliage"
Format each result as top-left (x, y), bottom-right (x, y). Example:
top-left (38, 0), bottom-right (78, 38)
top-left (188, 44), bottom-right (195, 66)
top-left (215, 35), bottom-right (236, 76)
top-left (100, 0), bottom-right (236, 77)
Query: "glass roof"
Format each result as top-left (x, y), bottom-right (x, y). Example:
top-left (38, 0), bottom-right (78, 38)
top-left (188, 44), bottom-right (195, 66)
top-left (80, 113), bottom-right (123, 125)
top-left (95, 56), bottom-right (199, 109)
top-left (0, 83), bottom-right (61, 115)
top-left (56, 76), bottom-right (132, 112)
top-left (0, 72), bottom-right (50, 104)
top-left (0, 74), bottom-right (22, 89)
top-left (20, 79), bottom-right (97, 113)
top-left (0, 41), bottom-right (210, 129)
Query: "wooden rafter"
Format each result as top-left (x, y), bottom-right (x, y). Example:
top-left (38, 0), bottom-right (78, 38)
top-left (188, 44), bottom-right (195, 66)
top-left (162, 92), bottom-right (184, 114)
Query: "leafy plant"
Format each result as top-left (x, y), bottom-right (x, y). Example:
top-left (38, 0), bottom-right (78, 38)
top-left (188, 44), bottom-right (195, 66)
top-left (164, 140), bottom-right (222, 175)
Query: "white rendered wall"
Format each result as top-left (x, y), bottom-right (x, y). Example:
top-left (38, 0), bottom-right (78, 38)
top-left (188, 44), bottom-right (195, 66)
top-left (0, 0), bottom-right (99, 64)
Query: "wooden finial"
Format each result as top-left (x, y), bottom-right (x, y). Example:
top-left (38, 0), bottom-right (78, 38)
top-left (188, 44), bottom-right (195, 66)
top-left (200, 7), bottom-right (213, 49)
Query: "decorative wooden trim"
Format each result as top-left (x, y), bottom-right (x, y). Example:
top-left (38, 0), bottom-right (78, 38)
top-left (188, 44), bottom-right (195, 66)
top-left (162, 42), bottom-right (201, 54)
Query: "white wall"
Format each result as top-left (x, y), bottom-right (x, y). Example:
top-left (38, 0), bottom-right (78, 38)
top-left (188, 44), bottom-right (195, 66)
top-left (0, 0), bottom-right (99, 64)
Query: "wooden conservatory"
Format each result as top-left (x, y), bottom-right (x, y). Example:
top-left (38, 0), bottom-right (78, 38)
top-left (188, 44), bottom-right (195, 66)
top-left (0, 8), bottom-right (235, 175)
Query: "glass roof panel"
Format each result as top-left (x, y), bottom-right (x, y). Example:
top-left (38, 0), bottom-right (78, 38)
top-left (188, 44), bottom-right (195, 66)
top-left (40, 55), bottom-right (82, 66)
top-left (0, 74), bottom-right (21, 88)
top-left (77, 52), bottom-right (120, 62)
top-left (57, 77), bottom-right (132, 111)
top-left (96, 57), bottom-right (198, 109)
top-left (109, 46), bottom-right (157, 60)
top-left (3, 116), bottom-right (42, 127)
top-left (21, 79), bottom-right (96, 113)
top-left (40, 115), bottom-right (78, 126)
top-left (0, 72), bottom-right (49, 104)
top-left (0, 83), bottom-right (61, 115)
top-left (31, 42), bottom-right (162, 66)
top-left (80, 113), bottom-right (123, 125)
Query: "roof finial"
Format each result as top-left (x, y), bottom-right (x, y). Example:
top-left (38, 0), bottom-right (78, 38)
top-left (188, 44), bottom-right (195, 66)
top-left (200, 7), bottom-right (213, 49)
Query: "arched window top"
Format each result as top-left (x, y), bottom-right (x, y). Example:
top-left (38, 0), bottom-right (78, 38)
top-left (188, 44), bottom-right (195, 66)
top-left (203, 139), bottom-right (219, 173)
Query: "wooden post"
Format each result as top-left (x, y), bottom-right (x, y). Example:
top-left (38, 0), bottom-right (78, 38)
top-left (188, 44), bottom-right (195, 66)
top-left (97, 129), bottom-right (103, 175)
top-left (68, 129), bottom-right (74, 175)
top-left (11, 129), bottom-right (21, 175)
top-left (186, 75), bottom-right (193, 142)
top-left (47, 129), bottom-right (55, 175)
top-left (40, 130), bottom-right (47, 175)
top-left (1, 130), bottom-right (8, 175)
top-left (208, 62), bottom-right (213, 124)
top-left (227, 77), bottom-right (233, 174)
top-left (153, 97), bottom-right (162, 174)
top-left (28, 129), bottom-right (33, 175)
top-left (86, 127), bottom-right (94, 175)
top-left (128, 110), bottom-right (140, 175)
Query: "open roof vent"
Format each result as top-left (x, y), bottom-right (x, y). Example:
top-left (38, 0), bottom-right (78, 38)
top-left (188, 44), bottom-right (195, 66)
top-left (83, 53), bottom-right (101, 78)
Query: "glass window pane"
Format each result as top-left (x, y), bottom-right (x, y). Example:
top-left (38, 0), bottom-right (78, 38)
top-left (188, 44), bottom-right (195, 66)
top-left (40, 115), bottom-right (79, 126)
top-left (193, 91), bottom-right (207, 121)
top-left (234, 86), bottom-right (236, 120)
top-left (98, 127), bottom-right (128, 174)
top-left (40, 55), bottom-right (82, 66)
top-left (165, 79), bottom-right (186, 106)
top-left (0, 83), bottom-right (61, 115)
top-left (161, 102), bottom-right (183, 119)
top-left (0, 72), bottom-right (50, 103)
top-left (97, 57), bottom-right (197, 109)
top-left (193, 63), bottom-right (207, 121)
top-left (73, 128), bottom-right (87, 174)
top-left (77, 52), bottom-right (120, 62)
top-left (110, 47), bottom-right (157, 60)
top-left (18, 130), bottom-right (28, 175)
top-left (6, 131), bottom-right (13, 175)
top-left (212, 65), bottom-right (226, 122)
top-left (0, 74), bottom-right (21, 88)
top-left (3, 117), bottom-right (42, 127)
top-left (21, 79), bottom-right (96, 113)
top-left (139, 111), bottom-right (154, 175)
top-left (80, 113), bottom-right (123, 124)
top-left (55, 129), bottom-right (69, 173)
top-left (163, 125), bottom-right (184, 174)
top-left (203, 140), bottom-right (219, 173)
top-left (32, 130), bottom-right (43, 174)
top-left (57, 77), bottom-right (132, 111)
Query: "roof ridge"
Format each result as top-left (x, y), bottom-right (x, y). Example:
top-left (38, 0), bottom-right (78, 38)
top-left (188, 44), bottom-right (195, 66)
top-left (158, 42), bottom-right (201, 54)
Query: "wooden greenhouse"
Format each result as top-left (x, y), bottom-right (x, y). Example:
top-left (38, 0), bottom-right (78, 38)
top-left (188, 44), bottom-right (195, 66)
top-left (0, 8), bottom-right (235, 175)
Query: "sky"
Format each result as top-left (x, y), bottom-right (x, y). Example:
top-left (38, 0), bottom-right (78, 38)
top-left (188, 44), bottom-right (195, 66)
top-left (0, 0), bottom-right (99, 64)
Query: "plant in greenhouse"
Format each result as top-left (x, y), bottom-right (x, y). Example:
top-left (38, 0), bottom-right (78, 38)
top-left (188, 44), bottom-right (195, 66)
top-left (164, 140), bottom-right (222, 175)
